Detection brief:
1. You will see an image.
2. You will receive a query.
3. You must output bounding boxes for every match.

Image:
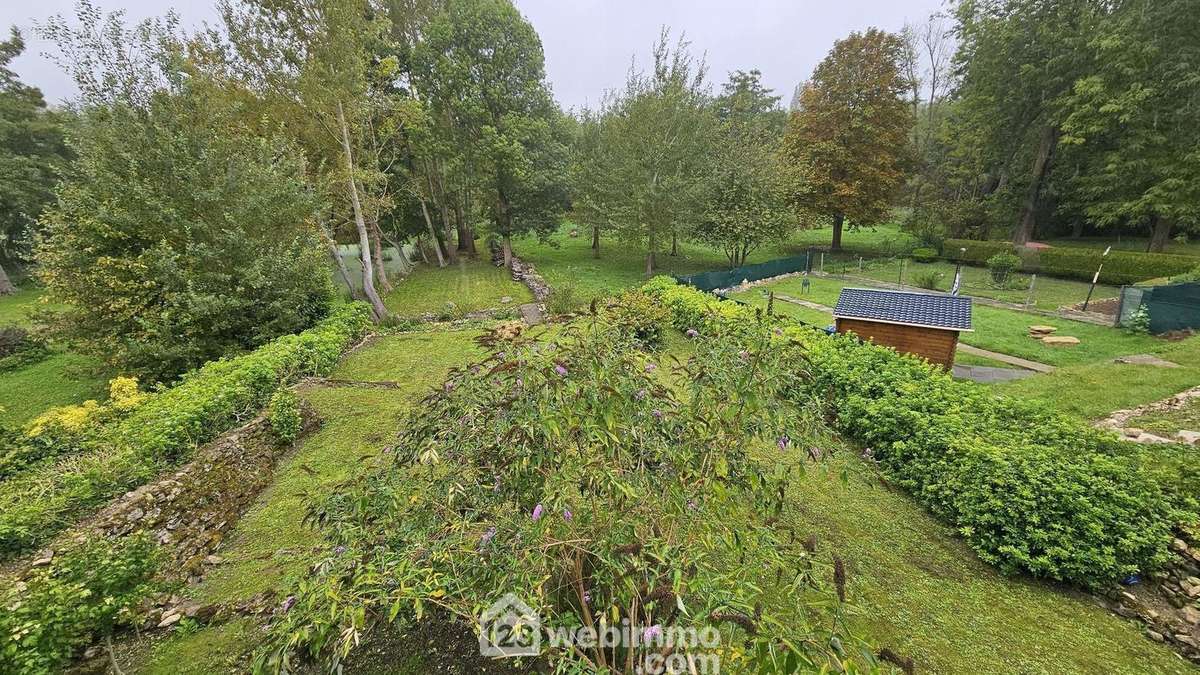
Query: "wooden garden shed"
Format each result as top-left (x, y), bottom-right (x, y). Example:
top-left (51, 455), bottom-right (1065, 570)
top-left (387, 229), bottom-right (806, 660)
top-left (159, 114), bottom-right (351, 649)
top-left (833, 288), bottom-right (973, 368)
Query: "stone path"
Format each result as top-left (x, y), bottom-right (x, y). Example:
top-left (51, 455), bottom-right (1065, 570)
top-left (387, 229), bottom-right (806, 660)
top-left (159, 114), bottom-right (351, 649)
top-left (775, 293), bottom-right (1056, 373)
top-left (952, 364), bottom-right (1038, 383)
top-left (956, 344), bottom-right (1056, 373)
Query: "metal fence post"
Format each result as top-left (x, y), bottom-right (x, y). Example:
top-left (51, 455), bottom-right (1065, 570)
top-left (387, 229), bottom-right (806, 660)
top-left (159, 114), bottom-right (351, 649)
top-left (819, 252), bottom-right (825, 275)
top-left (1025, 274), bottom-right (1037, 309)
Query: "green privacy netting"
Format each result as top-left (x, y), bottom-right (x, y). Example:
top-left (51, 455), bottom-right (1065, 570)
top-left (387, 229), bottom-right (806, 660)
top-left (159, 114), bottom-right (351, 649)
top-left (1120, 282), bottom-right (1200, 334)
top-left (675, 255), bottom-right (810, 292)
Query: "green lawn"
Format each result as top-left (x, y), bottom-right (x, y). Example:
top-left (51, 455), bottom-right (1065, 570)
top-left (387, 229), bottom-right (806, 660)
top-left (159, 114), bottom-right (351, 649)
top-left (380, 258), bottom-right (531, 318)
top-left (125, 324), bottom-right (1192, 674)
top-left (0, 287), bottom-right (109, 427)
top-left (997, 336), bottom-right (1200, 420)
top-left (0, 287), bottom-right (42, 326)
top-left (789, 222), bottom-right (919, 255)
top-left (0, 353), bottom-right (109, 427)
top-left (837, 258), bottom-right (1120, 311)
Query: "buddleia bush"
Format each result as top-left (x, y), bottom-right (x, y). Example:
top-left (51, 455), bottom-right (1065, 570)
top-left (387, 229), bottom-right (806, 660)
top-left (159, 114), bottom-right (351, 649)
top-left (256, 319), bottom-right (874, 673)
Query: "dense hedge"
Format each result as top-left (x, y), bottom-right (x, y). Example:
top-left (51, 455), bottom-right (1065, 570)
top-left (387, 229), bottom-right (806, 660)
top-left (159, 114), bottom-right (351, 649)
top-left (643, 278), bottom-right (1182, 586)
top-left (0, 303), bottom-right (373, 556)
top-left (943, 238), bottom-right (1198, 285)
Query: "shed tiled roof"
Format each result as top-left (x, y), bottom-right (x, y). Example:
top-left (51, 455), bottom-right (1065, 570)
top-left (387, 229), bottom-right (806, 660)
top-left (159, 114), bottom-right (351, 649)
top-left (833, 287), bottom-right (973, 332)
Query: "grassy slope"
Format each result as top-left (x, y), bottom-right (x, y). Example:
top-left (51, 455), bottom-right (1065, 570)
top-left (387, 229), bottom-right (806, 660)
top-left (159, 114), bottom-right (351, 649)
top-left (0, 288), bottom-right (108, 426)
top-left (791, 453), bottom-right (1190, 674)
top-left (381, 258), bottom-right (532, 317)
top-left (131, 330), bottom-right (485, 674)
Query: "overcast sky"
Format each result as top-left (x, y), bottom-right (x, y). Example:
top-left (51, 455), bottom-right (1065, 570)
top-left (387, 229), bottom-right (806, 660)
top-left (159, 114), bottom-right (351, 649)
top-left (2, 0), bottom-right (947, 110)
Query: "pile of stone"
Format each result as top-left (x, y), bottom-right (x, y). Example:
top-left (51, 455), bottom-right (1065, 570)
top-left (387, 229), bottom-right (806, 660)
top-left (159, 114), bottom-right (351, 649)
top-left (488, 241), bottom-right (551, 303)
top-left (1029, 324), bottom-right (1080, 346)
top-left (1105, 536), bottom-right (1200, 663)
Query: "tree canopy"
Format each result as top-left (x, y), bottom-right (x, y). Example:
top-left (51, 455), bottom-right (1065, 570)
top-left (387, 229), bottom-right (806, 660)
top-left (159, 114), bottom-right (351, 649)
top-left (781, 28), bottom-right (912, 251)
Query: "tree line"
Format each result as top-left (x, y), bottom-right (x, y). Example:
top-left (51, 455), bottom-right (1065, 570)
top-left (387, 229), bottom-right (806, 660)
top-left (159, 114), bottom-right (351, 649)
top-left (0, 0), bottom-right (1195, 380)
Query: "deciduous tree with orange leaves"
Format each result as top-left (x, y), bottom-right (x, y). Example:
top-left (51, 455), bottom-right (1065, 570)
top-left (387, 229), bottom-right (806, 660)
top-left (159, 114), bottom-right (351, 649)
top-left (781, 29), bottom-right (912, 251)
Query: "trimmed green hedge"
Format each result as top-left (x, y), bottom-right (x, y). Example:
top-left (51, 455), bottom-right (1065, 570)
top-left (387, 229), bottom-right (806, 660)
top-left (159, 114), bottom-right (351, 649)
top-left (943, 239), bottom-right (1198, 285)
top-left (0, 303), bottom-right (373, 556)
top-left (643, 278), bottom-right (1182, 586)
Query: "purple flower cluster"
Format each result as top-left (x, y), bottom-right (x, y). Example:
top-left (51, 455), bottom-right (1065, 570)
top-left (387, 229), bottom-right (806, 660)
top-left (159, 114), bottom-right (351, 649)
top-left (532, 503), bottom-right (545, 521)
top-left (554, 364), bottom-right (568, 377)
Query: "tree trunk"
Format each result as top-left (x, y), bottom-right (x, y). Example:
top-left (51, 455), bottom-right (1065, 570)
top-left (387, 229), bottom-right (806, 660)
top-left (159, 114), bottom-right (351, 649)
top-left (502, 236), bottom-right (513, 269)
top-left (645, 228), bottom-right (657, 275)
top-left (0, 260), bottom-right (15, 295)
top-left (336, 100), bottom-right (387, 321)
top-left (1147, 215), bottom-right (1171, 253)
top-left (419, 198), bottom-right (446, 267)
top-left (324, 238), bottom-right (359, 299)
top-left (1013, 125), bottom-right (1059, 246)
top-left (591, 226), bottom-right (600, 259)
top-left (367, 218), bottom-right (393, 293)
top-left (831, 212), bottom-right (845, 251)
top-left (1070, 220), bottom-right (1084, 238)
top-left (454, 198), bottom-right (475, 256)
top-left (670, 232), bottom-right (678, 256)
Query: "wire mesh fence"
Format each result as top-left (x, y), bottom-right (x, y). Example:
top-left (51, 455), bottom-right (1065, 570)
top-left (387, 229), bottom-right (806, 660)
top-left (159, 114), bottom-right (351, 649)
top-left (1119, 282), bottom-right (1200, 334)
top-left (808, 251), bottom-right (1125, 320)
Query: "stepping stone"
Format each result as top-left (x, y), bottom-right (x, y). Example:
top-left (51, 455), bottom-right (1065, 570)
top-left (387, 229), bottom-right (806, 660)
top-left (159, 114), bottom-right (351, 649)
top-left (1028, 325), bottom-right (1057, 334)
top-left (1113, 354), bottom-right (1180, 368)
top-left (518, 303), bottom-right (544, 326)
top-left (1177, 430), bottom-right (1200, 445)
top-left (1042, 335), bottom-right (1080, 346)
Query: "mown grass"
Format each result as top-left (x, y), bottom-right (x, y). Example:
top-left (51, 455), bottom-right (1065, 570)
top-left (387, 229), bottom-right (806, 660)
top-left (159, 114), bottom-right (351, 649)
top-left (997, 336), bottom-right (1200, 420)
top-left (743, 275), bottom-right (1166, 368)
top-left (0, 352), bottom-right (108, 427)
top-left (381, 258), bottom-right (532, 318)
top-left (835, 258), bottom-right (1120, 311)
top-left (0, 288), bottom-right (109, 426)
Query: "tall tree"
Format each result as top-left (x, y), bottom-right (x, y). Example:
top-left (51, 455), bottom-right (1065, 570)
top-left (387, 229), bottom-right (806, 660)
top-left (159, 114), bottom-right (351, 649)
top-left (412, 0), bottom-right (568, 268)
top-left (213, 0), bottom-right (391, 319)
top-left (573, 31), bottom-right (713, 274)
top-left (781, 28), bottom-right (912, 251)
top-left (0, 28), bottom-right (69, 294)
top-left (694, 70), bottom-right (792, 265)
top-left (951, 0), bottom-right (1105, 244)
top-left (1058, 0), bottom-right (1200, 251)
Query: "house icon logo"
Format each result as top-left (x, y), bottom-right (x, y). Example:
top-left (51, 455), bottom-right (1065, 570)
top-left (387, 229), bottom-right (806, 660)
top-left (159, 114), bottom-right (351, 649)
top-left (478, 593), bottom-right (541, 658)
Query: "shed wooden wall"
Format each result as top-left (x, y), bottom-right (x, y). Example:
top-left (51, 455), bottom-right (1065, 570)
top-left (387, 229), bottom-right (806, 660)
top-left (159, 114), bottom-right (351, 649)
top-left (835, 318), bottom-right (959, 368)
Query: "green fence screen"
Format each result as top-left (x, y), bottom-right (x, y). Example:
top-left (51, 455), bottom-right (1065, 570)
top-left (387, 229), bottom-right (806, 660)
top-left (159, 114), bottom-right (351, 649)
top-left (675, 255), bottom-right (810, 292)
top-left (1119, 282), bottom-right (1200, 334)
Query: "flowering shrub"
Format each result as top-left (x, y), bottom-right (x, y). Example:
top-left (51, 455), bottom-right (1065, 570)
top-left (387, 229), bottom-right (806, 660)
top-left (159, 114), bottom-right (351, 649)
top-left (0, 303), bottom-right (373, 555)
top-left (645, 279), bottom-right (1183, 586)
top-left (255, 319), bottom-right (868, 673)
